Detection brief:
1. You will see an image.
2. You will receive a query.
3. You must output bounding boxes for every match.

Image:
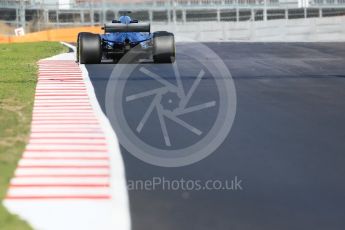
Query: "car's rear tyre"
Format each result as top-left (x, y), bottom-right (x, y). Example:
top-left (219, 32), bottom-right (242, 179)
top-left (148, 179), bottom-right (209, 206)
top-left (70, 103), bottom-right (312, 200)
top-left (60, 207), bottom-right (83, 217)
top-left (78, 33), bottom-right (102, 64)
top-left (76, 32), bottom-right (91, 63)
top-left (113, 54), bottom-right (124, 64)
top-left (152, 31), bottom-right (175, 63)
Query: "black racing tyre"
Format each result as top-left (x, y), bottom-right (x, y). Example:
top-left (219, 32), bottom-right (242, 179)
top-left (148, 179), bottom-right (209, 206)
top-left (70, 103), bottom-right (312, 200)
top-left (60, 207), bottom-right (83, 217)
top-left (113, 54), bottom-right (124, 64)
top-left (76, 32), bottom-right (91, 63)
top-left (152, 31), bottom-right (175, 63)
top-left (78, 33), bottom-right (102, 64)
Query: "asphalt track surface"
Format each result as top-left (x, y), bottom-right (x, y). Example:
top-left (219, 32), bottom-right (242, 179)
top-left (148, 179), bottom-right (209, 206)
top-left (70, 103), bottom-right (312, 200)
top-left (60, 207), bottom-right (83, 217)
top-left (85, 43), bottom-right (345, 230)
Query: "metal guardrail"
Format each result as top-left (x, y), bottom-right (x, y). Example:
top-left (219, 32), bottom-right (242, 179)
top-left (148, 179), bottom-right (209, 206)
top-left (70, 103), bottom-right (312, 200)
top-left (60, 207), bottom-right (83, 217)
top-left (0, 0), bottom-right (344, 9)
top-left (0, 0), bottom-right (345, 10)
top-left (1, 1), bottom-right (345, 35)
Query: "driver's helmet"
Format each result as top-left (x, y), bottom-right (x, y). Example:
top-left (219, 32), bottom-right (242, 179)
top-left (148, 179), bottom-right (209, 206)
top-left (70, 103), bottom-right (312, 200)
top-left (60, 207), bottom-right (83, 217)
top-left (119, 16), bottom-right (132, 24)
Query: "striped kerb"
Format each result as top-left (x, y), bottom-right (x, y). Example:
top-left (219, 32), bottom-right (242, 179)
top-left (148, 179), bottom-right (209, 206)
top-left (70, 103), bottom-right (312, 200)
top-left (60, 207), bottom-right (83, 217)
top-left (6, 60), bottom-right (111, 200)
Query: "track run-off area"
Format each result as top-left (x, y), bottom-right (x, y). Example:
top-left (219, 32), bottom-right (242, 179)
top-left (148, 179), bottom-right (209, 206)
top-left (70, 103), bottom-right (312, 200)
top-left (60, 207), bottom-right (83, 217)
top-left (4, 48), bottom-right (130, 230)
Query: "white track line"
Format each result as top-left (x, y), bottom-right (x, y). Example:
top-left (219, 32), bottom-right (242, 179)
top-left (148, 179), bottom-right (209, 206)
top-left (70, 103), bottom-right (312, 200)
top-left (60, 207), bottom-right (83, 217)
top-left (4, 43), bottom-right (131, 230)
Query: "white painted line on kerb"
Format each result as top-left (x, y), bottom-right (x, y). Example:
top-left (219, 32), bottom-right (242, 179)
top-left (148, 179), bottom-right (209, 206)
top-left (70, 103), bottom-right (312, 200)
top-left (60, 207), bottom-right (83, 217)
top-left (70, 42), bottom-right (132, 230)
top-left (18, 159), bottom-right (109, 167)
top-left (4, 42), bottom-right (131, 230)
top-left (11, 177), bottom-right (110, 185)
top-left (23, 153), bottom-right (109, 159)
top-left (15, 167), bottom-right (110, 176)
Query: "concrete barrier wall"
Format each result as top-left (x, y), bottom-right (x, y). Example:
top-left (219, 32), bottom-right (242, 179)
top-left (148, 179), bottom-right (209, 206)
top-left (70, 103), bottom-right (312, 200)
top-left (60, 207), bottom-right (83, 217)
top-left (153, 16), bottom-right (345, 42)
top-left (1, 16), bottom-right (345, 43)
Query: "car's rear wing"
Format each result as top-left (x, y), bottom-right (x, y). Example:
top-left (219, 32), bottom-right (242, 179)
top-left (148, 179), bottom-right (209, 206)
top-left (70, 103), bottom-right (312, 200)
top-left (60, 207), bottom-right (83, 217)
top-left (102, 23), bottom-right (150, 33)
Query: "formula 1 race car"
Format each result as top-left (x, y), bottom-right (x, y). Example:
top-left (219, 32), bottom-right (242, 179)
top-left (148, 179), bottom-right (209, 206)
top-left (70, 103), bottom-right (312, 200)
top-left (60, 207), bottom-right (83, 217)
top-left (77, 11), bottom-right (175, 64)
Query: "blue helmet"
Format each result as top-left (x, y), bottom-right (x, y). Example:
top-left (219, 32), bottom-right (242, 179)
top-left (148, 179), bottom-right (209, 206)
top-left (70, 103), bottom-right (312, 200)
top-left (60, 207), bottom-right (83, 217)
top-left (119, 16), bottom-right (132, 24)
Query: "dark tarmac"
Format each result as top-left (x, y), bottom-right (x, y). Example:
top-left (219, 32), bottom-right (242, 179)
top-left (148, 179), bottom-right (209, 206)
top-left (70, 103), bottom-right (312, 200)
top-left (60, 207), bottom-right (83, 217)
top-left (86, 42), bottom-right (345, 230)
